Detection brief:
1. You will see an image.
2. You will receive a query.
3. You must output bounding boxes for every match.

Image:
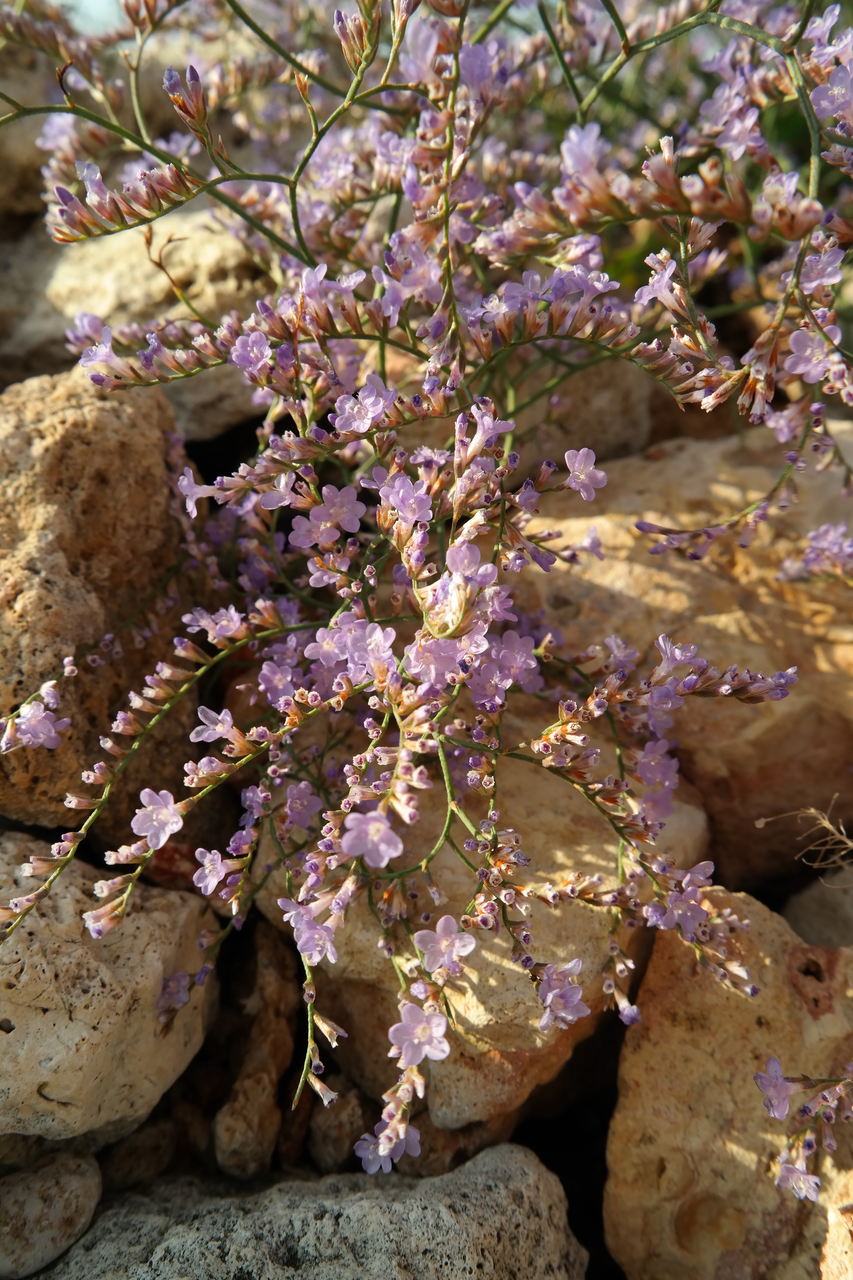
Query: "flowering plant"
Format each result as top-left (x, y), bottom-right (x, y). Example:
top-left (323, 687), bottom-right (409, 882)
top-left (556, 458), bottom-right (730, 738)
top-left (0, 0), bottom-right (850, 1178)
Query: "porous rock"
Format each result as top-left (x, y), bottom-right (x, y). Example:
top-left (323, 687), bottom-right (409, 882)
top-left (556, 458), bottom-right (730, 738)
top-left (0, 1153), bottom-right (102, 1280)
top-left (0, 369), bottom-right (196, 833)
top-left (42, 1144), bottom-right (587, 1280)
top-left (604, 889), bottom-right (853, 1280)
top-left (256, 699), bottom-right (709, 1130)
top-left (0, 213), bottom-right (262, 437)
top-left (213, 923), bottom-right (299, 1178)
top-left (0, 832), bottom-right (217, 1141)
top-left (0, 49), bottom-right (52, 229)
top-left (520, 425), bottom-right (853, 888)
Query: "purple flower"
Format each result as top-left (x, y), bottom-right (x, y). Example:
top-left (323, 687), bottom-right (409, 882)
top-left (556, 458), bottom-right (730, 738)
top-left (286, 781), bottom-right (323, 827)
top-left (564, 448), bottom-right (607, 501)
top-left (330, 373), bottom-right (395, 434)
top-left (259, 472), bottom-right (296, 510)
top-left (538, 959), bottom-right (591, 1032)
top-left (413, 916), bottom-right (476, 975)
top-left (183, 606), bottom-right (246, 644)
top-left (754, 1057), bottom-right (799, 1120)
top-left (156, 972), bottom-right (191, 1020)
top-left (341, 809), bottom-right (404, 868)
top-left (800, 247), bottom-right (845, 295)
top-left (776, 1161), bottom-right (821, 1201)
top-left (177, 467), bottom-right (216, 518)
top-left (379, 473), bottom-right (432, 524)
top-left (354, 1121), bottom-right (421, 1174)
top-left (388, 1001), bottom-right (451, 1069)
top-left (190, 705), bottom-right (240, 744)
top-left (784, 326), bottom-right (841, 384)
top-left (811, 64), bottom-right (853, 123)
top-left (193, 848), bottom-right (229, 896)
top-left (310, 484), bottom-right (365, 535)
top-left (13, 701), bottom-right (71, 749)
top-left (130, 788), bottom-right (184, 850)
top-left (230, 330), bottom-right (273, 378)
top-left (635, 252), bottom-right (678, 308)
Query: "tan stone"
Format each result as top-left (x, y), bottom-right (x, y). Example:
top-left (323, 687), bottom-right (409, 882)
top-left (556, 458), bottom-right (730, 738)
top-left (0, 369), bottom-right (198, 833)
top-left (604, 889), bottom-right (853, 1280)
top-left (520, 425), bottom-right (853, 888)
top-left (256, 699), bottom-right (708, 1130)
top-left (213, 923), bottom-right (299, 1178)
top-left (0, 1153), bottom-right (101, 1279)
top-left (0, 49), bottom-right (52, 229)
top-left (0, 832), bottom-right (217, 1140)
top-left (0, 212), bottom-right (263, 437)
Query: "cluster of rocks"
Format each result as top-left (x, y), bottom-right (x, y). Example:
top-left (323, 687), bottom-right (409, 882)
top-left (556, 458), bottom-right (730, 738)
top-left (0, 88), bottom-right (851, 1276)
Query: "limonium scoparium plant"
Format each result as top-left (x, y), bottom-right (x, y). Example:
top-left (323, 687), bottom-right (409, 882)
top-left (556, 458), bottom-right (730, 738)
top-left (0, 0), bottom-right (851, 1181)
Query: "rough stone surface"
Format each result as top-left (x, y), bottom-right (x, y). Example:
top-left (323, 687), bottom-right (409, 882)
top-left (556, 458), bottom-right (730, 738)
top-left (784, 869), bottom-right (853, 948)
top-left (0, 213), bottom-right (263, 437)
top-left (0, 369), bottom-right (198, 832)
top-left (0, 1153), bottom-right (101, 1279)
top-left (43, 1145), bottom-right (586, 1280)
top-left (213, 923), bottom-right (299, 1178)
top-left (604, 889), bottom-right (853, 1280)
top-left (257, 699), bottom-right (708, 1129)
top-left (0, 832), bottom-right (217, 1140)
top-left (0, 50), bottom-right (52, 229)
top-left (521, 425), bottom-right (853, 888)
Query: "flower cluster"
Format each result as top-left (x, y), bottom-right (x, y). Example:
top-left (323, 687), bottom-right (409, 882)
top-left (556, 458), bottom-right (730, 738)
top-left (0, 0), bottom-right (850, 1180)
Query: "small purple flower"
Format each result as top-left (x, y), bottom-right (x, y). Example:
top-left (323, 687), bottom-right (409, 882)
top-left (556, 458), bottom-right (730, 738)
top-left (259, 472), bottom-right (296, 510)
top-left (538, 959), bottom-right (591, 1032)
top-left (379, 473), bottom-right (432, 524)
top-left (564, 448), bottom-right (607, 501)
top-left (354, 1122), bottom-right (421, 1174)
top-left (190, 705), bottom-right (240, 745)
top-left (330, 373), bottom-right (395, 434)
top-left (130, 788), bottom-right (184, 850)
top-left (784, 326), bottom-right (841, 384)
top-left (310, 484), bottom-right (365, 535)
top-left (388, 1001), bottom-right (451, 1069)
top-left (193, 848), bottom-right (229, 896)
top-left (177, 467), bottom-right (216, 519)
top-left (286, 781), bottom-right (324, 828)
top-left (754, 1057), bottom-right (799, 1120)
top-left (413, 916), bottom-right (476, 975)
top-left (776, 1161), bottom-right (821, 1201)
top-left (811, 63), bottom-right (853, 123)
top-left (13, 701), bottom-right (71, 749)
top-left (157, 971), bottom-right (191, 1020)
top-left (230, 330), bottom-right (273, 378)
top-left (341, 809), bottom-right (404, 869)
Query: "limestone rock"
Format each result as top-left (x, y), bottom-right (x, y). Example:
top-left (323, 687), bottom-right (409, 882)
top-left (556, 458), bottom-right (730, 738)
top-left (99, 1120), bottom-right (177, 1192)
top-left (0, 832), bottom-right (217, 1140)
top-left (784, 869), bottom-right (853, 948)
top-left (0, 1154), bottom-right (102, 1280)
top-left (43, 1145), bottom-right (587, 1280)
top-left (520, 425), bottom-right (853, 888)
top-left (0, 213), bottom-right (263, 437)
top-left (256, 699), bottom-right (709, 1130)
top-left (0, 49), bottom-right (52, 229)
top-left (604, 889), bottom-right (853, 1280)
top-left (213, 924), bottom-right (299, 1178)
top-left (0, 369), bottom-right (197, 831)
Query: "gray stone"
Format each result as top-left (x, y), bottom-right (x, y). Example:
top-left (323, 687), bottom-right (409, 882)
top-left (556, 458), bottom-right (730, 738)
top-left (43, 1145), bottom-right (586, 1280)
top-left (784, 869), bottom-right (853, 948)
top-left (0, 1154), bottom-right (101, 1279)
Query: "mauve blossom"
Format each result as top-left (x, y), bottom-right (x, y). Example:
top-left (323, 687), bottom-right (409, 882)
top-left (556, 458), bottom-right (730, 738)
top-left (130, 789), bottom-right (183, 850)
top-left (341, 809), bottom-right (403, 868)
top-left (776, 1162), bottom-right (821, 1201)
top-left (538, 960), bottom-right (590, 1032)
top-left (310, 484), bottom-right (365, 534)
top-left (388, 1001), bottom-right (450, 1069)
top-left (379, 474), bottom-right (432, 524)
top-left (413, 916), bottom-right (476, 975)
top-left (355, 1122), bottom-right (421, 1174)
top-left (230, 330), bottom-right (273, 378)
top-left (811, 63), bottom-right (853, 122)
top-left (564, 448), bottom-right (607, 501)
top-left (190, 706), bottom-right (239, 744)
top-left (12, 701), bottom-right (70, 749)
top-left (784, 326), bottom-right (841, 384)
top-left (754, 1058), bottom-right (799, 1120)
